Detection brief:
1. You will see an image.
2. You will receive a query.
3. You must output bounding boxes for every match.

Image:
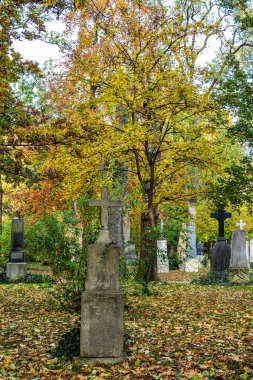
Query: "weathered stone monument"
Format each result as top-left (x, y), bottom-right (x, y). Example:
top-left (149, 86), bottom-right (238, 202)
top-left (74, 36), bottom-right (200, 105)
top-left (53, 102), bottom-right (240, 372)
top-left (80, 187), bottom-right (124, 364)
top-left (179, 201), bottom-right (199, 272)
top-left (157, 219), bottom-right (169, 274)
top-left (229, 227), bottom-right (250, 283)
top-left (186, 201), bottom-right (197, 258)
top-left (6, 217), bottom-right (27, 281)
top-left (249, 239), bottom-right (253, 263)
top-left (210, 209), bottom-right (231, 272)
top-left (123, 211), bottom-right (137, 264)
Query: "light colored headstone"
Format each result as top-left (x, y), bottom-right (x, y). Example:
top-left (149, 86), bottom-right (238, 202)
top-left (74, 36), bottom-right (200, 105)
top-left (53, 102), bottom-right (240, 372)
top-left (80, 187), bottom-right (124, 364)
top-left (229, 229), bottom-right (250, 283)
top-left (186, 202), bottom-right (197, 258)
top-left (157, 238), bottom-right (169, 273)
top-left (125, 240), bottom-right (137, 264)
top-left (123, 211), bottom-right (137, 264)
top-left (179, 258), bottom-right (199, 272)
top-left (249, 239), bottom-right (253, 263)
top-left (246, 240), bottom-right (250, 262)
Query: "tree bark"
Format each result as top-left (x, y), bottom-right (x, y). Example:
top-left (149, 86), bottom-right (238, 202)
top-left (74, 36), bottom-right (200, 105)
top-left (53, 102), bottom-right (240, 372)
top-left (138, 205), bottom-right (158, 282)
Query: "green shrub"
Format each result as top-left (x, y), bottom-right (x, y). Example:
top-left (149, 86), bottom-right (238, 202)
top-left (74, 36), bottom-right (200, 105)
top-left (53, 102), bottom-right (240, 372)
top-left (168, 249), bottom-right (183, 270)
top-left (201, 256), bottom-right (209, 268)
top-left (0, 221), bottom-right (11, 268)
top-left (192, 270), bottom-right (229, 285)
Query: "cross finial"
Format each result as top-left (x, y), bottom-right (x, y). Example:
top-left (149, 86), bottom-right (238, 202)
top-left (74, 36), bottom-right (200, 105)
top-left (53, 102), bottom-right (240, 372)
top-left (210, 209), bottom-right (232, 241)
top-left (88, 186), bottom-right (122, 243)
top-left (236, 219), bottom-right (246, 230)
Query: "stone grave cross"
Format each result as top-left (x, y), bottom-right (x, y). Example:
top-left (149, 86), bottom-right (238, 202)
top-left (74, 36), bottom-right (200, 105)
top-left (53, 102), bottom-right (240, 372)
top-left (236, 219), bottom-right (246, 230)
top-left (211, 209), bottom-right (231, 241)
top-left (88, 186), bottom-right (122, 243)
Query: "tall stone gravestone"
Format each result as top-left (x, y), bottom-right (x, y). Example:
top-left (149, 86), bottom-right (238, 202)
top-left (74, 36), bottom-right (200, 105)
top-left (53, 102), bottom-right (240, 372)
top-left (210, 209), bottom-right (231, 272)
top-left (123, 211), bottom-right (137, 264)
top-left (186, 201), bottom-right (197, 258)
top-left (80, 187), bottom-right (124, 364)
top-left (6, 217), bottom-right (27, 281)
top-left (250, 239), bottom-right (253, 263)
top-left (157, 219), bottom-right (169, 274)
top-left (179, 202), bottom-right (199, 272)
top-left (229, 229), bottom-right (250, 283)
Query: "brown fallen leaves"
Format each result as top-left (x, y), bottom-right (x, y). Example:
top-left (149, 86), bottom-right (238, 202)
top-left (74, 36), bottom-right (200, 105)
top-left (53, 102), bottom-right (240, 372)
top-left (0, 280), bottom-right (253, 379)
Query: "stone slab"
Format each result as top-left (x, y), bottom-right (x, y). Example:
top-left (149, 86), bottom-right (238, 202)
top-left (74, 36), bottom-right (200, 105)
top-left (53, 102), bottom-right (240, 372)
top-left (85, 243), bottom-right (121, 292)
top-left (157, 239), bottom-right (169, 273)
top-left (125, 240), bottom-right (137, 264)
top-left (179, 258), bottom-right (199, 272)
top-left (230, 229), bottom-right (249, 268)
top-left (186, 225), bottom-right (197, 258)
top-left (6, 262), bottom-right (27, 281)
top-left (249, 239), bottom-right (253, 263)
top-left (80, 291), bottom-right (124, 359)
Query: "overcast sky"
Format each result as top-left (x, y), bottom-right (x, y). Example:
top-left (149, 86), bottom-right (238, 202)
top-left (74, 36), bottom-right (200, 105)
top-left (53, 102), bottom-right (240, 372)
top-left (12, 19), bottom-right (218, 68)
top-left (12, 20), bottom-right (65, 66)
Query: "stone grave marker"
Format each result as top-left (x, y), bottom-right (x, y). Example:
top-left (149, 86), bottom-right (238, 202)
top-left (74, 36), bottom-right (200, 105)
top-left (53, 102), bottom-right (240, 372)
top-left (186, 201), bottom-right (197, 258)
top-left (157, 219), bottom-right (169, 273)
top-left (179, 202), bottom-right (199, 272)
top-left (246, 240), bottom-right (250, 261)
top-left (157, 239), bottom-right (169, 272)
top-left (80, 186), bottom-right (124, 364)
top-left (210, 209), bottom-right (231, 272)
top-left (229, 229), bottom-right (250, 283)
top-left (249, 239), bottom-right (253, 263)
top-left (123, 211), bottom-right (137, 264)
top-left (6, 217), bottom-right (27, 280)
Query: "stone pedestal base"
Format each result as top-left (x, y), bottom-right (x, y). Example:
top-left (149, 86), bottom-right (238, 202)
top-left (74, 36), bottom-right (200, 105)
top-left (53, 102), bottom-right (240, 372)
top-left (80, 291), bottom-right (124, 362)
top-left (179, 258), bottom-right (199, 272)
top-left (229, 267), bottom-right (250, 284)
top-left (6, 262), bottom-right (27, 281)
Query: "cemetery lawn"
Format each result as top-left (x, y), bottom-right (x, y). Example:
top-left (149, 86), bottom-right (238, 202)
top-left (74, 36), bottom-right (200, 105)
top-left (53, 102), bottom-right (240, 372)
top-left (1, 280), bottom-right (253, 380)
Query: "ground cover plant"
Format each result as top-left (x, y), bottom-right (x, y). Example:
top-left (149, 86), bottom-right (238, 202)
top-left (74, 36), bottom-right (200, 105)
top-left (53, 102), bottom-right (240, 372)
top-left (0, 271), bottom-right (253, 380)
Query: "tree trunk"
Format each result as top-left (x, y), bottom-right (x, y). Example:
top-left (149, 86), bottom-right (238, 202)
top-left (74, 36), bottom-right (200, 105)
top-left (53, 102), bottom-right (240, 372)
top-left (137, 206), bottom-right (158, 282)
top-left (0, 177), bottom-right (3, 237)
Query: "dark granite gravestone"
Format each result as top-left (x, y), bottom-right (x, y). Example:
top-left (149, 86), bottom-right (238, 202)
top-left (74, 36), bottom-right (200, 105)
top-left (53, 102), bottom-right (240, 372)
top-left (210, 210), bottom-right (232, 272)
top-left (211, 241), bottom-right (231, 272)
top-left (10, 217), bottom-right (24, 263)
top-left (6, 217), bottom-right (27, 280)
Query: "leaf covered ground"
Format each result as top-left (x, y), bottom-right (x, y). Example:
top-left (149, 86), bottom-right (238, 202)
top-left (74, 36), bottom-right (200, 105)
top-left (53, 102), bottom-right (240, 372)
top-left (0, 278), bottom-right (253, 379)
